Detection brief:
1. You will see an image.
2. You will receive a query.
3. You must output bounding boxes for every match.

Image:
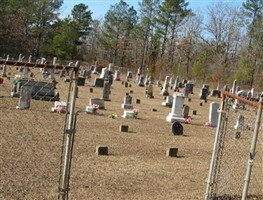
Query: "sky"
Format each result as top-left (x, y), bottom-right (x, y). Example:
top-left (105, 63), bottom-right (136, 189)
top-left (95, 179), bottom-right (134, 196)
top-left (60, 0), bottom-right (245, 20)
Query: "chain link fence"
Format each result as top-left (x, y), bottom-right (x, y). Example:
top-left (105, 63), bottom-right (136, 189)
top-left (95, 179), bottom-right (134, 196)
top-left (205, 90), bottom-right (263, 199)
top-left (0, 58), bottom-right (79, 199)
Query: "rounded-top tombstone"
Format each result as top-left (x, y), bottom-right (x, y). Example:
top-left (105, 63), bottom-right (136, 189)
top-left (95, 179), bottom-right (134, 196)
top-left (171, 121), bottom-right (183, 135)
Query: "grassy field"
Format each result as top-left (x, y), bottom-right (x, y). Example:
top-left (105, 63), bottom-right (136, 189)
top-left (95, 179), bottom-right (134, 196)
top-left (0, 67), bottom-right (262, 200)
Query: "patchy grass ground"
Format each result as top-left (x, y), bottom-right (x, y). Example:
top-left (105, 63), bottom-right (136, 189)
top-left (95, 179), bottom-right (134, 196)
top-left (0, 68), bottom-right (262, 200)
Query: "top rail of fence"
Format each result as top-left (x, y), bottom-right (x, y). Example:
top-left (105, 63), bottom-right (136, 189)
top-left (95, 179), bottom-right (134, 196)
top-left (0, 59), bottom-right (79, 72)
top-left (222, 90), bottom-right (261, 109)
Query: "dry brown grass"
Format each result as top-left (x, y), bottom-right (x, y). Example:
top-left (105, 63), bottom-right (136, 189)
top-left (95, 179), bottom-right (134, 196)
top-left (1, 69), bottom-right (257, 200)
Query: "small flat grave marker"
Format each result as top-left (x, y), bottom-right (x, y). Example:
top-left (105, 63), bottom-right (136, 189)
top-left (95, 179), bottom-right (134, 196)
top-left (167, 148), bottom-right (178, 157)
top-left (96, 145), bottom-right (108, 155)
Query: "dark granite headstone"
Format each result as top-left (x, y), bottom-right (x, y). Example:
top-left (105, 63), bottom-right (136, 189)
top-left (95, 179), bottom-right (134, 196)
top-left (77, 77), bottom-right (85, 86)
top-left (171, 121), bottom-right (183, 135)
top-left (94, 78), bottom-right (104, 87)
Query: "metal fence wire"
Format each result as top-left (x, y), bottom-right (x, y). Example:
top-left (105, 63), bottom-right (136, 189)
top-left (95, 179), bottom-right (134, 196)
top-left (0, 58), bottom-right (79, 200)
top-left (205, 91), bottom-right (263, 200)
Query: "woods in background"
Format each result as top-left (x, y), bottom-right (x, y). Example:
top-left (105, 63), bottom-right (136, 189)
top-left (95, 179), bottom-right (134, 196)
top-left (0, 0), bottom-right (262, 89)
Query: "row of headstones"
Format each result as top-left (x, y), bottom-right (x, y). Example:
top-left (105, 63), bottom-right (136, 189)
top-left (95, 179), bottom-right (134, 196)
top-left (1, 54), bottom-right (58, 80)
top-left (163, 91), bottom-right (221, 127)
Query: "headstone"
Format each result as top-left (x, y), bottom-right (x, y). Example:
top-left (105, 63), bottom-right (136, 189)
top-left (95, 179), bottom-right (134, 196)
top-left (166, 93), bottom-right (186, 123)
top-left (92, 65), bottom-right (98, 74)
top-left (182, 105), bottom-right (190, 118)
top-left (102, 82), bottom-right (111, 101)
top-left (120, 125), bottom-right (129, 132)
top-left (170, 121), bottom-right (184, 135)
top-left (156, 81), bottom-right (162, 87)
top-left (17, 85), bottom-right (32, 109)
top-left (146, 84), bottom-right (154, 98)
top-left (121, 94), bottom-right (133, 109)
top-left (203, 84), bottom-right (209, 92)
top-left (161, 82), bottom-right (169, 96)
top-left (96, 145), bottom-right (108, 155)
top-left (51, 101), bottom-right (67, 113)
top-left (232, 80), bottom-right (237, 94)
top-left (164, 76), bottom-right (170, 87)
top-left (209, 102), bottom-right (220, 127)
top-left (187, 83), bottom-right (194, 94)
top-left (178, 82), bottom-right (183, 88)
top-left (2, 55), bottom-right (9, 77)
top-left (138, 75), bottom-right (144, 87)
top-left (64, 76), bottom-right (70, 82)
top-left (99, 68), bottom-right (109, 79)
top-left (136, 67), bottom-right (142, 82)
top-left (108, 63), bottom-right (114, 72)
top-left (166, 147), bottom-right (178, 157)
top-left (173, 76), bottom-right (179, 89)
top-left (107, 71), bottom-right (113, 85)
top-left (83, 69), bottom-right (92, 78)
top-left (114, 70), bottom-right (121, 81)
top-left (121, 110), bottom-right (135, 119)
top-left (162, 95), bottom-right (173, 107)
top-left (183, 83), bottom-right (192, 98)
top-left (94, 78), bottom-right (104, 87)
top-left (210, 90), bottom-right (221, 98)
top-left (77, 77), bottom-right (85, 86)
top-left (22, 66), bottom-right (29, 78)
top-left (233, 90), bottom-right (247, 109)
top-left (144, 74), bottom-right (149, 86)
top-left (234, 115), bottom-right (245, 130)
top-left (199, 87), bottom-right (208, 100)
top-left (169, 77), bottom-right (175, 86)
top-left (90, 98), bottom-right (105, 109)
top-left (126, 71), bottom-right (132, 82)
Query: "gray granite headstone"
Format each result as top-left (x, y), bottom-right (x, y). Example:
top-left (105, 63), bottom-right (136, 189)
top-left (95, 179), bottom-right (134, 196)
top-left (182, 105), bottom-right (190, 118)
top-left (90, 98), bottom-right (105, 109)
top-left (209, 102), bottom-right (220, 127)
top-left (102, 82), bottom-right (111, 101)
top-left (121, 94), bottom-right (133, 109)
top-left (147, 84), bottom-right (154, 98)
top-left (17, 85), bottom-right (32, 109)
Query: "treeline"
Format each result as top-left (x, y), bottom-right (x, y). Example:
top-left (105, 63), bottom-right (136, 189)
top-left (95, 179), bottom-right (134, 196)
top-left (0, 0), bottom-right (262, 89)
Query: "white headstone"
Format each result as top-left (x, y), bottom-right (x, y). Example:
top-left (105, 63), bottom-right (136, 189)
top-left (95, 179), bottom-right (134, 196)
top-left (164, 76), bottom-right (170, 87)
top-left (114, 70), bottom-right (121, 81)
top-left (108, 63), bottom-right (114, 72)
top-left (209, 102), bottom-right (220, 127)
top-left (232, 80), bottom-right (237, 94)
top-left (161, 82), bottom-right (169, 96)
top-left (52, 101), bottom-right (67, 113)
top-left (100, 68), bottom-right (109, 79)
top-left (121, 110), bottom-right (135, 119)
top-left (166, 93), bottom-right (185, 123)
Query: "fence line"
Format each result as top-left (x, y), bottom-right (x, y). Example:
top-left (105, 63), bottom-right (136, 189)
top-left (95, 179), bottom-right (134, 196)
top-left (205, 90), bottom-right (263, 199)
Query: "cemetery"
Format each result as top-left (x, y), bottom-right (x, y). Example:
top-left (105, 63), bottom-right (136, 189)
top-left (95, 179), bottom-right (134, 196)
top-left (0, 58), bottom-right (263, 200)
